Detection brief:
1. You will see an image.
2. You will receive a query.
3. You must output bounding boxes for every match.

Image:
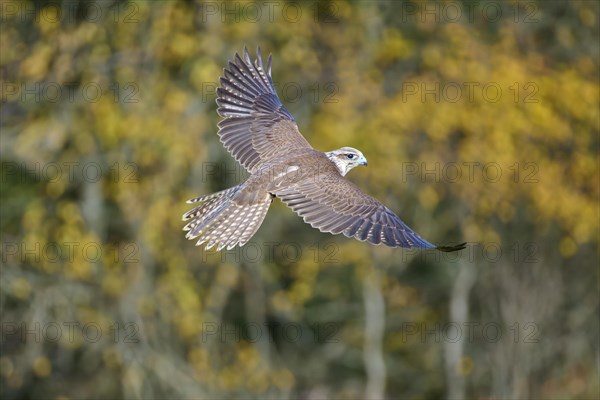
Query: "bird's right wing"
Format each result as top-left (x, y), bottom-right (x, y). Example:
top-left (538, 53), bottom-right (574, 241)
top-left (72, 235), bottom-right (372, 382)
top-left (273, 168), bottom-right (466, 252)
top-left (216, 47), bottom-right (313, 173)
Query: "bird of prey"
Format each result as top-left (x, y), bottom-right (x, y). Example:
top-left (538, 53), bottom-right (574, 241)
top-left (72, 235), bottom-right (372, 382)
top-left (183, 47), bottom-right (466, 252)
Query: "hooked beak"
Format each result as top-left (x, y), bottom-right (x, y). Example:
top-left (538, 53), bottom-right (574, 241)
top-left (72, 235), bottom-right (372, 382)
top-left (359, 156), bottom-right (368, 166)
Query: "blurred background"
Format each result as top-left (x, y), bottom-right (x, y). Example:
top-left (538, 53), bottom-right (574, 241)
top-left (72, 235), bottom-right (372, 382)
top-left (1, 0), bottom-right (598, 398)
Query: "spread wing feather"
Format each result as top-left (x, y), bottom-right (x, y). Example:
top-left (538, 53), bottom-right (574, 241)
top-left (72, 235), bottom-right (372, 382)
top-left (274, 170), bottom-right (465, 251)
top-left (216, 47), bottom-right (312, 173)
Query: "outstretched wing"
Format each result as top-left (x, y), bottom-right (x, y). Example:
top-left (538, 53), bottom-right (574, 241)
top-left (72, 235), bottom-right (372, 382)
top-left (273, 168), bottom-right (466, 251)
top-left (216, 47), bottom-right (312, 173)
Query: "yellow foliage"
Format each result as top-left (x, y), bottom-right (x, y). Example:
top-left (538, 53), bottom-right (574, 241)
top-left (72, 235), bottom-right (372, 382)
top-left (32, 356), bottom-right (52, 378)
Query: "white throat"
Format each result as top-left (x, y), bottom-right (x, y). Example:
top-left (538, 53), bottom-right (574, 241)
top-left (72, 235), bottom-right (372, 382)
top-left (326, 153), bottom-right (349, 176)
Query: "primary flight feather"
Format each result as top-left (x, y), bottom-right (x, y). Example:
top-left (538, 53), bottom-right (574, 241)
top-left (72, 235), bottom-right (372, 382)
top-left (183, 47), bottom-right (466, 253)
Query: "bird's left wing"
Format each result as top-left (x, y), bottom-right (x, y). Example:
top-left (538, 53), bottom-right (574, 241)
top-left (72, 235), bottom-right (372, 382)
top-left (216, 47), bottom-right (313, 173)
top-left (273, 168), bottom-right (466, 251)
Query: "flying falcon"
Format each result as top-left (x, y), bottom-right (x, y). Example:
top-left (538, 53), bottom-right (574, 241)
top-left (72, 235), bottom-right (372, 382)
top-left (183, 47), bottom-right (466, 252)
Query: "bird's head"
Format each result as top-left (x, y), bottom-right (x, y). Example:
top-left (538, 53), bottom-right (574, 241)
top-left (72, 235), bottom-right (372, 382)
top-left (325, 147), bottom-right (368, 176)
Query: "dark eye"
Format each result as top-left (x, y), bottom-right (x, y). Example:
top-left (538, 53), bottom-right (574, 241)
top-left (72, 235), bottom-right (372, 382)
top-left (346, 154), bottom-right (355, 159)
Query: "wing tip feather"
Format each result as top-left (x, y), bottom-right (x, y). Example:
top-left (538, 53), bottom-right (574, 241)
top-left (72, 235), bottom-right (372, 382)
top-left (435, 242), bottom-right (468, 252)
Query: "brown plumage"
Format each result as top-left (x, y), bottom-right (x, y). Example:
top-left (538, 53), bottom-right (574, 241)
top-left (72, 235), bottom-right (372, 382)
top-left (183, 47), bottom-right (466, 252)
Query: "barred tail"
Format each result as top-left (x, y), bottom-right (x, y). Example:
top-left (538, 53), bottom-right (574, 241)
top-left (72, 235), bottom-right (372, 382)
top-left (182, 186), bottom-right (272, 251)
